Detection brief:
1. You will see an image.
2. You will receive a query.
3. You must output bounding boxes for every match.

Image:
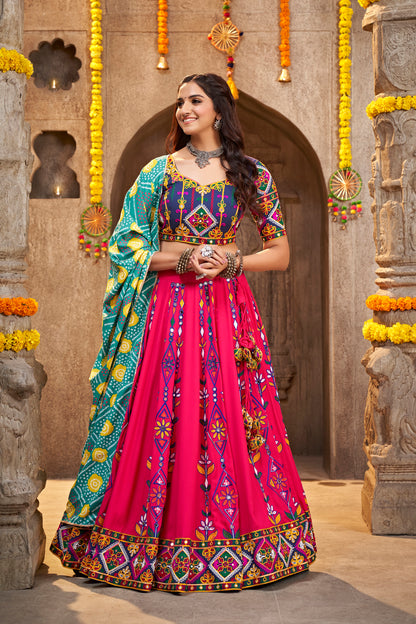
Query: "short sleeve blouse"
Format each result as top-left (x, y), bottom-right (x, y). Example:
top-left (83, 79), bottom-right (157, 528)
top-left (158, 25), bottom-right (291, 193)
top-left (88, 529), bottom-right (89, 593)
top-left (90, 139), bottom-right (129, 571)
top-left (158, 155), bottom-right (286, 245)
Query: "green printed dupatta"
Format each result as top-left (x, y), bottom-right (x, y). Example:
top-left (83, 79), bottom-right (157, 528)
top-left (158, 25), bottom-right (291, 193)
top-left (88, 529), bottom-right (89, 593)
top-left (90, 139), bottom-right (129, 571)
top-left (62, 156), bottom-right (168, 527)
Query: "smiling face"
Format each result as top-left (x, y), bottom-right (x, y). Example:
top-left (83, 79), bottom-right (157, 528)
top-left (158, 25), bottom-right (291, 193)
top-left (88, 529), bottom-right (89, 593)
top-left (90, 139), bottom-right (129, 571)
top-left (175, 81), bottom-right (220, 142)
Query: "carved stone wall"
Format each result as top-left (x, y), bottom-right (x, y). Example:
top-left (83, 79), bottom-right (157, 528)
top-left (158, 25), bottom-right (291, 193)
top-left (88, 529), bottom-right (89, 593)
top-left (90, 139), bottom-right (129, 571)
top-left (362, 0), bottom-right (416, 534)
top-left (0, 0), bottom-right (47, 589)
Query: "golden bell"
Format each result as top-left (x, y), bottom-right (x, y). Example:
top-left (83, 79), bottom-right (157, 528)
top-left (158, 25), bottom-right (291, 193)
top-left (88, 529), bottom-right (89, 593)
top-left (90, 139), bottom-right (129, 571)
top-left (278, 67), bottom-right (291, 83)
top-left (157, 55), bottom-right (169, 70)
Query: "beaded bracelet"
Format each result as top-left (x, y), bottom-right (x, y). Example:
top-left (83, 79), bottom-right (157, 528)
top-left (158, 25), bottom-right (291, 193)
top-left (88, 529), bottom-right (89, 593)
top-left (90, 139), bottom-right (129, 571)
top-left (235, 249), bottom-right (244, 276)
top-left (175, 248), bottom-right (194, 274)
top-left (222, 251), bottom-right (238, 279)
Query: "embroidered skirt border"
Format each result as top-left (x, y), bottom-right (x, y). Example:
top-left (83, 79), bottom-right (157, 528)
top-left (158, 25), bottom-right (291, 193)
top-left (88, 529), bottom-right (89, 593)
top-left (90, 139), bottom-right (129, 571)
top-left (51, 511), bottom-right (316, 592)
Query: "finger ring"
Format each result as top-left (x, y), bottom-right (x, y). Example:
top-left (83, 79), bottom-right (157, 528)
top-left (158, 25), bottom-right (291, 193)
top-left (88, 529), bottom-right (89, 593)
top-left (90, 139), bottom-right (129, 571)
top-left (196, 273), bottom-right (207, 280)
top-left (201, 245), bottom-right (214, 258)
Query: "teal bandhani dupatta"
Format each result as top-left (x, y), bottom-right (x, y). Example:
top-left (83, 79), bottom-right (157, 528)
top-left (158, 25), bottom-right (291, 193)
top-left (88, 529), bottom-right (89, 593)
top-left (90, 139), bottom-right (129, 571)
top-left (63, 156), bottom-right (168, 526)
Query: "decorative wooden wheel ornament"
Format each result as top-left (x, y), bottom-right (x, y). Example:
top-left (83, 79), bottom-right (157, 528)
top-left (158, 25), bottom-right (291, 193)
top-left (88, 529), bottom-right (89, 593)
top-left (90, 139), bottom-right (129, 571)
top-left (81, 203), bottom-right (112, 237)
top-left (209, 21), bottom-right (240, 52)
top-left (329, 168), bottom-right (362, 201)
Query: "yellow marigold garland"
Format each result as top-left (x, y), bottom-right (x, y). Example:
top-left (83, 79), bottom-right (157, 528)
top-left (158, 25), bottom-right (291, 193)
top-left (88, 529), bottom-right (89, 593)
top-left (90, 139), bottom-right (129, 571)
top-left (157, 0), bottom-right (169, 69)
top-left (363, 319), bottom-right (416, 345)
top-left (366, 295), bottom-right (416, 312)
top-left (357, 0), bottom-right (380, 8)
top-left (327, 1), bottom-right (363, 229)
top-left (366, 95), bottom-right (416, 119)
top-left (338, 0), bottom-right (353, 169)
top-left (0, 47), bottom-right (33, 79)
top-left (278, 0), bottom-right (291, 82)
top-left (0, 329), bottom-right (40, 353)
top-left (0, 297), bottom-right (38, 316)
top-left (79, 0), bottom-right (111, 260)
top-left (89, 0), bottom-right (104, 204)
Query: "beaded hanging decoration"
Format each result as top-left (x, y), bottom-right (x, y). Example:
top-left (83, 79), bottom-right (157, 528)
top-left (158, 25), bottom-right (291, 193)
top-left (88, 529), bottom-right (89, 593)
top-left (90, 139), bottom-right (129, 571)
top-left (328, 0), bottom-right (363, 229)
top-left (208, 1), bottom-right (243, 99)
top-left (79, 0), bottom-right (112, 260)
top-left (278, 0), bottom-right (291, 82)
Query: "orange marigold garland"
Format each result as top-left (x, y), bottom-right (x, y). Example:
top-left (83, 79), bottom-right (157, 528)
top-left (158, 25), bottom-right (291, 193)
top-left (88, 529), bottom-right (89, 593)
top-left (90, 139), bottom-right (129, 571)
top-left (278, 0), bottom-right (291, 82)
top-left (156, 0), bottom-right (169, 70)
top-left (208, 1), bottom-right (243, 99)
top-left (328, 0), bottom-right (363, 230)
top-left (366, 295), bottom-right (416, 312)
top-left (79, 0), bottom-right (111, 261)
top-left (0, 297), bottom-right (38, 317)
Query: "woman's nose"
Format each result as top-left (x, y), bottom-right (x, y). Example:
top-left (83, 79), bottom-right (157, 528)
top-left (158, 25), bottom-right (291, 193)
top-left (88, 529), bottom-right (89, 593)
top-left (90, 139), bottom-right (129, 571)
top-left (182, 100), bottom-right (192, 113)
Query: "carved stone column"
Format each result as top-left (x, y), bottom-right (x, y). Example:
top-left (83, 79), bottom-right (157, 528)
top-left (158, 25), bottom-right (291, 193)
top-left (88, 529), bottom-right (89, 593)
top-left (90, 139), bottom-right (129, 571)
top-left (0, 0), bottom-right (47, 588)
top-left (361, 0), bottom-right (416, 534)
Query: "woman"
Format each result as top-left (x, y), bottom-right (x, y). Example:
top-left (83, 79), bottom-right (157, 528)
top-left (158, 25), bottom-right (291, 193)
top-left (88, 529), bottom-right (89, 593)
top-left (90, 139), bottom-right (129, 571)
top-left (51, 73), bottom-right (316, 592)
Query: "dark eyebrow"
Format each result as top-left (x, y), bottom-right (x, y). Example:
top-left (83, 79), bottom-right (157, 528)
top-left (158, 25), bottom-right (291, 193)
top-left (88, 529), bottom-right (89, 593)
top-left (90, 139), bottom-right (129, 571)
top-left (176, 94), bottom-right (205, 102)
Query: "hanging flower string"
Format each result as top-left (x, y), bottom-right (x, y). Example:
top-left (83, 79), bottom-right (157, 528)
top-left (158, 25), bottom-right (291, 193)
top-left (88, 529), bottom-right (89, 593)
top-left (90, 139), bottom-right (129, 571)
top-left (0, 297), bottom-right (38, 316)
top-left (79, 0), bottom-right (112, 260)
top-left (328, 0), bottom-right (363, 229)
top-left (338, 1), bottom-right (352, 171)
top-left (278, 0), bottom-right (291, 82)
top-left (0, 330), bottom-right (40, 353)
top-left (156, 0), bottom-right (169, 70)
top-left (0, 47), bottom-right (33, 78)
top-left (208, 1), bottom-right (242, 99)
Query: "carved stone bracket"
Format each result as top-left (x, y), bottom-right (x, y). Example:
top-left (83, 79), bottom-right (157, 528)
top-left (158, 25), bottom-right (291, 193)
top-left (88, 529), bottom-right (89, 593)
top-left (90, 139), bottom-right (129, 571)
top-left (363, 2), bottom-right (416, 95)
top-left (362, 345), bottom-right (416, 534)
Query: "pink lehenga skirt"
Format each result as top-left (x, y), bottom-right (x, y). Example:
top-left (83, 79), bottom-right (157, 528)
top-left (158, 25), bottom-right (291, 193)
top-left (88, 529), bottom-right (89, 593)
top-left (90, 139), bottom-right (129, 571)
top-left (51, 270), bottom-right (316, 592)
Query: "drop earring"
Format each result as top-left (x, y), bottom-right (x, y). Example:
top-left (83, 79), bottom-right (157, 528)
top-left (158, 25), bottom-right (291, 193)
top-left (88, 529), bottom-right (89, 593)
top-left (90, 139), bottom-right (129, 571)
top-left (213, 118), bottom-right (222, 131)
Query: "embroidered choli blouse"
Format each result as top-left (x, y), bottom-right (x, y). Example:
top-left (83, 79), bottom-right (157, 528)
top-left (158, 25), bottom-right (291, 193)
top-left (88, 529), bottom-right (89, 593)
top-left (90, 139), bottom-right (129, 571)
top-left (158, 155), bottom-right (286, 246)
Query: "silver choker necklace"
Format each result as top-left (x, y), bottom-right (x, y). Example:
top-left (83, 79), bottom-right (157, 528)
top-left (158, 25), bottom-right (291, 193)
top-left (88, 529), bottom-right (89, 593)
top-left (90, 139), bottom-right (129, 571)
top-left (186, 141), bottom-right (224, 168)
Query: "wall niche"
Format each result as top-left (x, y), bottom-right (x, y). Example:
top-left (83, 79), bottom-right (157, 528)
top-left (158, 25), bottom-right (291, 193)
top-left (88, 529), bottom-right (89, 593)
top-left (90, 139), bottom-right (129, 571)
top-left (30, 131), bottom-right (80, 199)
top-left (29, 38), bottom-right (82, 91)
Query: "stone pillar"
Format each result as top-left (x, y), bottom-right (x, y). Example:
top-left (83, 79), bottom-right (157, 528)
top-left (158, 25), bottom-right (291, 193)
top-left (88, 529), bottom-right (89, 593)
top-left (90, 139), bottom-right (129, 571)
top-left (0, 0), bottom-right (47, 588)
top-left (361, 0), bottom-right (416, 534)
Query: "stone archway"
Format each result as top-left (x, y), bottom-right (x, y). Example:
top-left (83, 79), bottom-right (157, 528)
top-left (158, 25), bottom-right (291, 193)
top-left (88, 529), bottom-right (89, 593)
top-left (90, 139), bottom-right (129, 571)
top-left (110, 93), bottom-right (328, 459)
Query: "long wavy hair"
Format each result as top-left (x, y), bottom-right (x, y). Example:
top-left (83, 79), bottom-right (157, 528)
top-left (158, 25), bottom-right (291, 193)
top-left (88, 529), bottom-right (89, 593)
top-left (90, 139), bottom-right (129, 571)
top-left (165, 73), bottom-right (259, 213)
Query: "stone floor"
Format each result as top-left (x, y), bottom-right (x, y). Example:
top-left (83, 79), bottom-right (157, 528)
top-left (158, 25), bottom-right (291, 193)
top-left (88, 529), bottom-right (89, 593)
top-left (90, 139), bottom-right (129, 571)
top-left (1, 457), bottom-right (416, 624)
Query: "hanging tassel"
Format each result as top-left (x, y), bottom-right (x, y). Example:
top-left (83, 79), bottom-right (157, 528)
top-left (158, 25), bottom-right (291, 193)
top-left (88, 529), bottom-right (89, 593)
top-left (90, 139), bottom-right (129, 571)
top-left (227, 75), bottom-right (239, 100)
